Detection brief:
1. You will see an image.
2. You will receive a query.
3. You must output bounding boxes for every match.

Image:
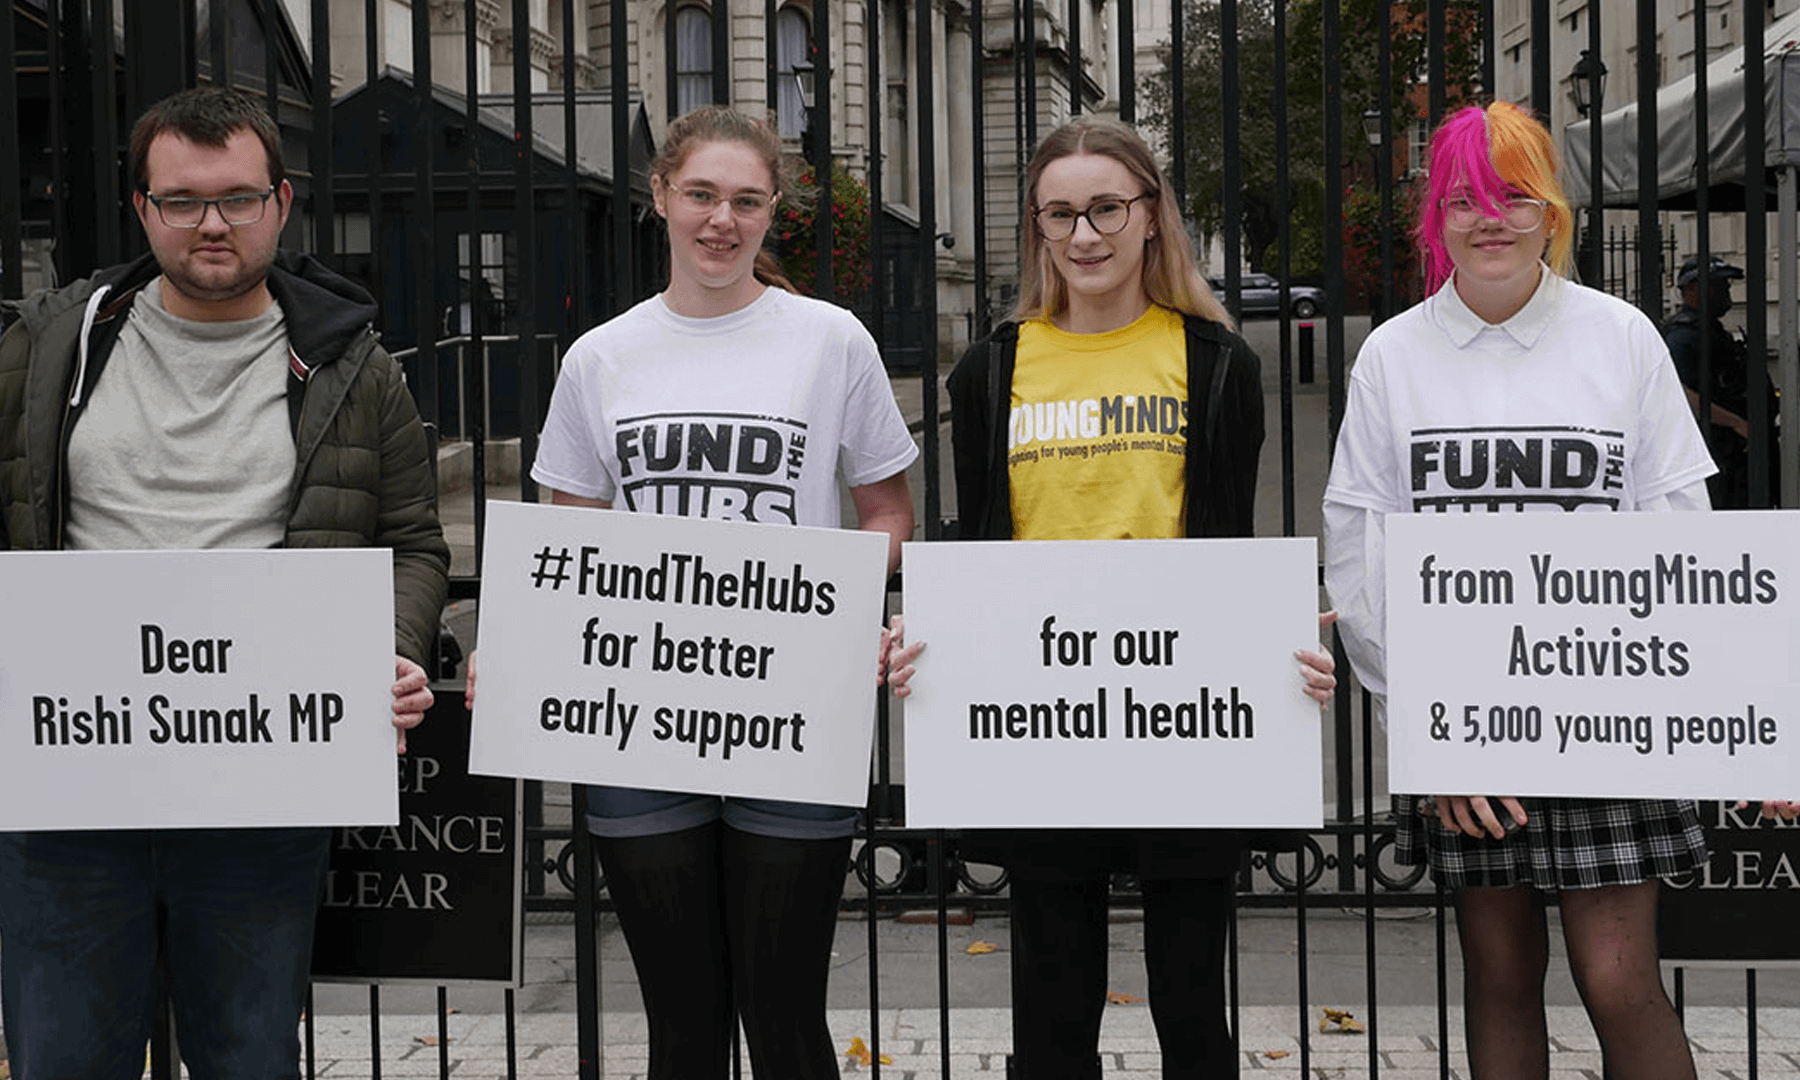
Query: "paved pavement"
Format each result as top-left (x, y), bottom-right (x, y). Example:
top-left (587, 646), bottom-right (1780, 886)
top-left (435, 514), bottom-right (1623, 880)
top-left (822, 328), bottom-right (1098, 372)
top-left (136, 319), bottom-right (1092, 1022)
top-left (291, 903), bottom-right (1800, 1078)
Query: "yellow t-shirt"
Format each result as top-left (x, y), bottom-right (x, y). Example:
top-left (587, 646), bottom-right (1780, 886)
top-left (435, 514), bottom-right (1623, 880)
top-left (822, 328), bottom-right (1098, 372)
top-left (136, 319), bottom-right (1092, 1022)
top-left (1008, 305), bottom-right (1188, 539)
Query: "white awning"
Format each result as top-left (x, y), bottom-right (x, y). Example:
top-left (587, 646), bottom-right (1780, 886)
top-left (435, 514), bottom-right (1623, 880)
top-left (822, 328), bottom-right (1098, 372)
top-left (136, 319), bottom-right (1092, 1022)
top-left (1562, 8), bottom-right (1800, 209)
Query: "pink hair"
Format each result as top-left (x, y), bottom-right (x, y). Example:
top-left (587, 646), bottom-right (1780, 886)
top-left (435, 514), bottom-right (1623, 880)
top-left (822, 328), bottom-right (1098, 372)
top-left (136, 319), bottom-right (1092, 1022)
top-left (1415, 102), bottom-right (1574, 292)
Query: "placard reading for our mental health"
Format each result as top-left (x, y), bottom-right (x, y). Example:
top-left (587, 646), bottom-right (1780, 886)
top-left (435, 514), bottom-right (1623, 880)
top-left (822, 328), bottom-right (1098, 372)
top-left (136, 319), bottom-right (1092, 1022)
top-left (1387, 512), bottom-right (1800, 799)
top-left (901, 538), bottom-right (1324, 829)
top-left (0, 549), bottom-right (397, 830)
top-left (468, 501), bottom-right (890, 807)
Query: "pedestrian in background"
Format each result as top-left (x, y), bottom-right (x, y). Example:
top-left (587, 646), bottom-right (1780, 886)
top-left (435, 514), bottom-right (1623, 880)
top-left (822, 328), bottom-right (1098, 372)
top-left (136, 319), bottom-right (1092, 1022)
top-left (1324, 100), bottom-right (1706, 1080)
top-left (887, 115), bottom-right (1335, 1080)
top-left (471, 104), bottom-right (915, 1080)
top-left (1662, 254), bottom-right (1778, 508)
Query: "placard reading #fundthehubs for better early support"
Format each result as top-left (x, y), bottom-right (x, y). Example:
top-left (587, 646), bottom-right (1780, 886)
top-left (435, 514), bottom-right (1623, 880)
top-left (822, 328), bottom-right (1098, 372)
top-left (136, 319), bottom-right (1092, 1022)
top-left (901, 538), bottom-right (1325, 830)
top-left (1386, 511), bottom-right (1800, 800)
top-left (0, 548), bottom-right (398, 830)
top-left (468, 501), bottom-right (890, 807)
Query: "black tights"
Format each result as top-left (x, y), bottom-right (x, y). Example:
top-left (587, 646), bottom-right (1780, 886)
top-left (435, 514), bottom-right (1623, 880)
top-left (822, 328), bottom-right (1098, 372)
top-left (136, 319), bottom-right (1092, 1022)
top-left (593, 822), bottom-right (852, 1080)
top-left (1454, 883), bottom-right (1695, 1080)
top-left (1009, 875), bottom-right (1236, 1080)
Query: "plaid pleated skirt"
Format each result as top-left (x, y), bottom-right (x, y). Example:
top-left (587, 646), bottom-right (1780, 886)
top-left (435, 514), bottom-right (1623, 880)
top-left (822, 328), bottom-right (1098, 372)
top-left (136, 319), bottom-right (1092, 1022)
top-left (1391, 795), bottom-right (1706, 891)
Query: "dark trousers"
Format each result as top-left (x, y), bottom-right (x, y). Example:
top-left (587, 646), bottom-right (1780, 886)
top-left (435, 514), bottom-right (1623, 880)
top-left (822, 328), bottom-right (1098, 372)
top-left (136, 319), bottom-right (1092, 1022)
top-left (0, 827), bottom-right (332, 1080)
top-left (1009, 873), bottom-right (1238, 1080)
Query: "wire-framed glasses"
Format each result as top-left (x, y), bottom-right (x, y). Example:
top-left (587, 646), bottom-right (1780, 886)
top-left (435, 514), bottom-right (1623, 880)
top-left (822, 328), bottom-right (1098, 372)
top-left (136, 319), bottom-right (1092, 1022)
top-left (665, 183), bottom-right (778, 219)
top-left (1032, 192), bottom-right (1156, 241)
top-left (144, 186), bottom-right (278, 228)
top-left (1441, 194), bottom-right (1547, 232)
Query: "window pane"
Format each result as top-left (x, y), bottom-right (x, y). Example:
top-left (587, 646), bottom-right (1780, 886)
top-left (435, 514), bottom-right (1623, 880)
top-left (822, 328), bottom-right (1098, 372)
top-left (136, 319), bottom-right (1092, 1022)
top-left (676, 6), bottom-right (713, 113)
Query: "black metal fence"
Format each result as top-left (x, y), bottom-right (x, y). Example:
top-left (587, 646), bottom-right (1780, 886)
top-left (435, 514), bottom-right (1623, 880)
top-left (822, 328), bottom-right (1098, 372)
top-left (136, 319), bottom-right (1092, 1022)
top-left (3, 1), bottom-right (1795, 1078)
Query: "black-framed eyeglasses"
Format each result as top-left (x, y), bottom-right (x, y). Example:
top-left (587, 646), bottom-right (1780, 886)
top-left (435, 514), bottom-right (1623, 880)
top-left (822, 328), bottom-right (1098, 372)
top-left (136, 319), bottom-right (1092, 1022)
top-left (1032, 192), bottom-right (1156, 241)
top-left (144, 186), bottom-right (277, 228)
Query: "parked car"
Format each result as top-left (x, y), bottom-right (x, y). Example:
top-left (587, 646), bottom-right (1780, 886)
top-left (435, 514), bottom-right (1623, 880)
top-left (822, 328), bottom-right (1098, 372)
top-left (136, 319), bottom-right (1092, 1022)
top-left (1206, 272), bottom-right (1324, 319)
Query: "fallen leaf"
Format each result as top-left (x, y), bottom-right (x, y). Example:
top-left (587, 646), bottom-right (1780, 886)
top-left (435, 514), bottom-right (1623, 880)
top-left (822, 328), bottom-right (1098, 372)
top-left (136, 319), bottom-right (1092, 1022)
top-left (965, 940), bottom-right (1000, 955)
top-left (843, 1036), bottom-right (893, 1066)
top-left (414, 1035), bottom-right (440, 1047)
top-left (1318, 1007), bottom-right (1365, 1034)
top-left (1264, 1050), bottom-right (1292, 1060)
top-left (1106, 991), bottom-right (1145, 1004)
top-left (447, 1007), bottom-right (462, 1015)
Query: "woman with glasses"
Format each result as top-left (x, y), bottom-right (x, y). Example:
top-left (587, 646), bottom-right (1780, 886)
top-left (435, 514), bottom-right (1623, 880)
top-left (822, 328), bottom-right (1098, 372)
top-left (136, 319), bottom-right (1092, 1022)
top-left (887, 115), bottom-right (1335, 1080)
top-left (1324, 101), bottom-right (1708, 1079)
top-left (474, 105), bottom-right (916, 1080)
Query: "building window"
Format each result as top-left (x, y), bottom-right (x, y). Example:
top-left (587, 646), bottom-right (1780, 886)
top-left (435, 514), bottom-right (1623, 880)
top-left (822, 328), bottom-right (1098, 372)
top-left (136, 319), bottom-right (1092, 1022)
top-left (1404, 117), bottom-right (1430, 178)
top-left (776, 6), bottom-right (811, 138)
top-left (675, 5), bottom-right (713, 116)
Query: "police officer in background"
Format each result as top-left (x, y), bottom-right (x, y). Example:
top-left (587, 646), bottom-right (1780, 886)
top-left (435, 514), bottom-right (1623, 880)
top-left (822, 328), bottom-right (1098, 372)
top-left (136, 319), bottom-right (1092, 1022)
top-left (1662, 254), bottom-right (1778, 508)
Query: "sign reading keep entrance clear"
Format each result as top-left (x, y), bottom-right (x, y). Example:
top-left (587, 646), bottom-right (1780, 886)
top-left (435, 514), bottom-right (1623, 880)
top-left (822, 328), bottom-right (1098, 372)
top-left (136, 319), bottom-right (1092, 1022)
top-left (469, 501), bottom-right (889, 807)
top-left (1386, 512), bottom-right (1800, 799)
top-left (901, 538), bottom-right (1324, 829)
top-left (0, 549), bottom-right (397, 829)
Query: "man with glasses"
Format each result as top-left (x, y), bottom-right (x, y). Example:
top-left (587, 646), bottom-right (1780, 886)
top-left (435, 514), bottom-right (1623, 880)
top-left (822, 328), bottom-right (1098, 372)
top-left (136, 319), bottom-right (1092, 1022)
top-left (0, 87), bottom-right (448, 1077)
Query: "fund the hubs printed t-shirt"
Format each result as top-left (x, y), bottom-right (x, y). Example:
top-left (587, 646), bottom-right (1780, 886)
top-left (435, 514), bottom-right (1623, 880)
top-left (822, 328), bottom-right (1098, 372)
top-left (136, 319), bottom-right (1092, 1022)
top-left (1325, 268), bottom-right (1714, 518)
top-left (532, 287), bottom-right (919, 527)
top-left (1008, 304), bottom-right (1189, 540)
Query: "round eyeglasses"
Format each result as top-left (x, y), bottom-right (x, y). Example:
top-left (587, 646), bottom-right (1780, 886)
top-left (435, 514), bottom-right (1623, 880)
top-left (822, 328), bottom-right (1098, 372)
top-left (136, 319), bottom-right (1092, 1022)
top-left (1441, 194), bottom-right (1547, 233)
top-left (665, 182), bottom-right (778, 219)
top-left (1032, 192), bottom-right (1156, 241)
top-left (144, 186), bottom-right (277, 229)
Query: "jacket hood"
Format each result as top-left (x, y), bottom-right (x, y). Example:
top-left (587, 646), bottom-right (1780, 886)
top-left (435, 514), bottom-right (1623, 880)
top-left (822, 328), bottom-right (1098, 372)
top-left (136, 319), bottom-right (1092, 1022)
top-left (267, 250), bottom-right (379, 370)
top-left (8, 253), bottom-right (161, 335)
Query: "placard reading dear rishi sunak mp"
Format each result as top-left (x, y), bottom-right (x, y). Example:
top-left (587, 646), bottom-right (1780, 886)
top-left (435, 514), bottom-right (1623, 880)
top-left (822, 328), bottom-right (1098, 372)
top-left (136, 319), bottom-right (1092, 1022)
top-left (0, 548), bottom-right (396, 829)
top-left (469, 501), bottom-right (890, 807)
top-left (901, 538), bottom-right (1324, 829)
top-left (1387, 511), bottom-right (1800, 799)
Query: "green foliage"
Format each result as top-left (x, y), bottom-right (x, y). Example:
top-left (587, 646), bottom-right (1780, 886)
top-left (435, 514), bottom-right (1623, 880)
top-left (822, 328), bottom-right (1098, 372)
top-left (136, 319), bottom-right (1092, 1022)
top-left (773, 159), bottom-right (873, 303)
top-left (1141, 0), bottom-right (1483, 279)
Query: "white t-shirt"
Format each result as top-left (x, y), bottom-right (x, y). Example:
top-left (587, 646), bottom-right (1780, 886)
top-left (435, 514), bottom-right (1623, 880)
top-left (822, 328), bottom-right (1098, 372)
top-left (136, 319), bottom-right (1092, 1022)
top-left (1323, 268), bottom-right (1715, 696)
top-left (532, 287), bottom-right (918, 527)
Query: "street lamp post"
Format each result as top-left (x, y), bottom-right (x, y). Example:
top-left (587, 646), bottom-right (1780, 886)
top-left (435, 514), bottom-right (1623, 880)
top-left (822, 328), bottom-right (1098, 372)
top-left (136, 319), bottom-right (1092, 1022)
top-left (1570, 49), bottom-right (1608, 288)
top-left (1360, 107), bottom-right (1392, 324)
top-left (791, 57), bottom-right (817, 172)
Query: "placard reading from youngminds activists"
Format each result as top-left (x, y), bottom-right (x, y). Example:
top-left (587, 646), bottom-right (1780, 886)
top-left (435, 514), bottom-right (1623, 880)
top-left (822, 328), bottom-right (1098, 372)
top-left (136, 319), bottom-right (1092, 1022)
top-left (0, 549), bottom-right (397, 829)
top-left (1387, 512), bottom-right (1800, 799)
top-left (468, 501), bottom-right (890, 807)
top-left (901, 538), bottom-right (1324, 829)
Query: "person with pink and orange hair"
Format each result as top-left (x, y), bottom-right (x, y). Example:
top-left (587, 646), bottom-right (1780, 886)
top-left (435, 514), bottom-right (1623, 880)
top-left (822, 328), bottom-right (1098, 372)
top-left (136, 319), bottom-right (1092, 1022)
top-left (1324, 101), bottom-right (1708, 1079)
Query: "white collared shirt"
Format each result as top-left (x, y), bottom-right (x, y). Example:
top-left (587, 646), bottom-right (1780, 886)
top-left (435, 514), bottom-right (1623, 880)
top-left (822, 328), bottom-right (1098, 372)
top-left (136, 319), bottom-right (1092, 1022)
top-left (1320, 267), bottom-right (1714, 698)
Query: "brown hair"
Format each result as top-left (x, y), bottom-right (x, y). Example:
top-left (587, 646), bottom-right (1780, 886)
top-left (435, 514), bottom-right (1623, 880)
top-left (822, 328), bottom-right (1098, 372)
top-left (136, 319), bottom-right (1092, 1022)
top-left (130, 87), bottom-right (285, 193)
top-left (653, 105), bottom-right (801, 294)
top-left (1015, 116), bottom-right (1232, 328)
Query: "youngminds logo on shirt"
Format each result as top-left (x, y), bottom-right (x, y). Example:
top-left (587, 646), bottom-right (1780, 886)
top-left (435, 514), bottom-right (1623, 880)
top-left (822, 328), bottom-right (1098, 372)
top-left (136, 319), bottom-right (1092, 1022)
top-left (615, 411), bottom-right (807, 523)
top-left (1410, 425), bottom-right (1626, 512)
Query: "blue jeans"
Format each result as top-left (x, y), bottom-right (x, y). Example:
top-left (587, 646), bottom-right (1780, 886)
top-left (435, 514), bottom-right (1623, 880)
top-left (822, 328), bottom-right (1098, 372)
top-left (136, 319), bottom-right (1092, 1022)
top-left (0, 827), bottom-right (332, 1080)
top-left (585, 785), bottom-right (859, 840)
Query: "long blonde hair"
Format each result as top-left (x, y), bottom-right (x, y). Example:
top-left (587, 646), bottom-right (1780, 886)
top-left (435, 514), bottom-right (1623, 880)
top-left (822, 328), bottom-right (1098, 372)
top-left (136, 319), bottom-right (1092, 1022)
top-left (653, 105), bottom-right (801, 293)
top-left (1015, 116), bottom-right (1232, 328)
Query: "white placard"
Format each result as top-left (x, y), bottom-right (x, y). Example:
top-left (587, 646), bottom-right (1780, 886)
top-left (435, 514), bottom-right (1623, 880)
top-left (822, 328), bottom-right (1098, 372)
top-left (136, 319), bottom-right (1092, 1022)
top-left (0, 549), bottom-right (398, 829)
top-left (901, 538), bottom-right (1324, 829)
top-left (468, 501), bottom-right (890, 807)
top-left (1387, 511), bottom-right (1800, 799)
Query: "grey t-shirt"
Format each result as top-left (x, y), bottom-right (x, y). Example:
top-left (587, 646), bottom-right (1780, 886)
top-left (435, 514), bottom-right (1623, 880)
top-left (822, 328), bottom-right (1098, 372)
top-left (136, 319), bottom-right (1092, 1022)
top-left (65, 278), bottom-right (295, 551)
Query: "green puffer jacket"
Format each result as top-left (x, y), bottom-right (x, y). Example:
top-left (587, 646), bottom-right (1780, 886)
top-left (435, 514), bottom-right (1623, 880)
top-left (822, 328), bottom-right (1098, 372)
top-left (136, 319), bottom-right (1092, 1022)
top-left (0, 250), bottom-right (450, 667)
